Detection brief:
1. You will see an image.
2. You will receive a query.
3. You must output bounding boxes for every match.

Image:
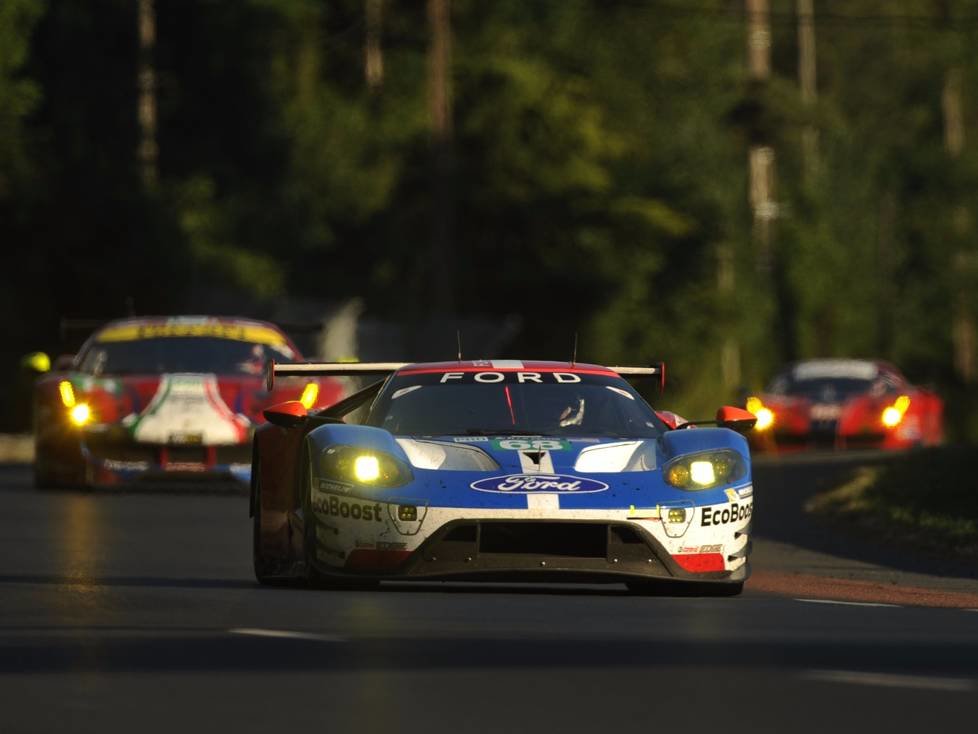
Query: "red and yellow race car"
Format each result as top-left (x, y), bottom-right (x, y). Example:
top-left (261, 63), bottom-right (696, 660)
top-left (744, 359), bottom-right (943, 452)
top-left (32, 316), bottom-right (344, 488)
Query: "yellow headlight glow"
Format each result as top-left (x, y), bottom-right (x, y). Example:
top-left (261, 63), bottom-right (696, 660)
top-left (667, 464), bottom-right (690, 487)
top-left (299, 382), bottom-right (319, 409)
top-left (353, 455), bottom-right (381, 482)
top-left (69, 403), bottom-right (92, 426)
top-left (689, 460), bottom-right (716, 486)
top-left (59, 380), bottom-right (76, 408)
top-left (881, 395), bottom-right (911, 428)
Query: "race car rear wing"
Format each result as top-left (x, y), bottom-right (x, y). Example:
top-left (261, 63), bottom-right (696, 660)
top-left (267, 360), bottom-right (666, 392)
top-left (608, 362), bottom-right (666, 393)
top-left (267, 361), bottom-right (408, 390)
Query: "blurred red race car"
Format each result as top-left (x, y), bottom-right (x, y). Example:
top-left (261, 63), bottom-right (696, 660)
top-left (32, 316), bottom-right (344, 488)
top-left (744, 359), bottom-right (943, 452)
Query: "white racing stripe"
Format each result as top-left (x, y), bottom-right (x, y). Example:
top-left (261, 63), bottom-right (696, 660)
top-left (229, 628), bottom-right (346, 643)
top-left (802, 669), bottom-right (974, 692)
top-left (796, 598), bottom-right (900, 608)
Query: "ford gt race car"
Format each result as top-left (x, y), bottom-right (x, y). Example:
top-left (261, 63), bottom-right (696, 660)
top-left (252, 360), bottom-right (756, 595)
top-left (744, 358), bottom-right (944, 452)
top-left (33, 316), bottom-right (344, 488)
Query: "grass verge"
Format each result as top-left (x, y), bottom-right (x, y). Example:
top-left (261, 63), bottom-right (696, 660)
top-left (805, 447), bottom-right (978, 560)
top-left (0, 434), bottom-right (33, 464)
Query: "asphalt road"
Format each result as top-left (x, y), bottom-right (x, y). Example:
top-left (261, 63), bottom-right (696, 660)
top-left (2, 457), bottom-right (978, 734)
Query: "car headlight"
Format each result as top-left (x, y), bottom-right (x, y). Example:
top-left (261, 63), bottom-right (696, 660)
top-left (320, 446), bottom-right (412, 488)
top-left (69, 403), bottom-right (93, 426)
top-left (745, 396), bottom-right (775, 431)
top-left (664, 450), bottom-right (746, 490)
top-left (299, 382), bottom-right (319, 409)
top-left (881, 395), bottom-right (910, 428)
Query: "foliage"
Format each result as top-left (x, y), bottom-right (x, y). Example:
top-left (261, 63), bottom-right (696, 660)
top-left (3, 0), bottom-right (978, 433)
top-left (807, 448), bottom-right (978, 559)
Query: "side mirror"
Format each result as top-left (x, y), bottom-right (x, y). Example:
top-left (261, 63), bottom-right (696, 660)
top-left (53, 354), bottom-right (76, 371)
top-left (716, 405), bottom-right (757, 434)
top-left (263, 400), bottom-right (308, 428)
top-left (20, 352), bottom-right (51, 374)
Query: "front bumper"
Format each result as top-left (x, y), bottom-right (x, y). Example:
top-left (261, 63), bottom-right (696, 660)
top-left (80, 435), bottom-right (252, 486)
top-left (305, 491), bottom-right (753, 585)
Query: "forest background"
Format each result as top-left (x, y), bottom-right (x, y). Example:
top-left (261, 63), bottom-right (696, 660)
top-left (3, 0), bottom-right (978, 438)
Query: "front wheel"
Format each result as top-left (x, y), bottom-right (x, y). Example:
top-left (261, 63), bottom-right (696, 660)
top-left (252, 457), bottom-right (291, 585)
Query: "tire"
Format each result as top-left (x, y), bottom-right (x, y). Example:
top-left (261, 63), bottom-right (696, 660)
top-left (627, 579), bottom-right (744, 597)
top-left (32, 460), bottom-right (54, 490)
top-left (252, 456), bottom-right (289, 585)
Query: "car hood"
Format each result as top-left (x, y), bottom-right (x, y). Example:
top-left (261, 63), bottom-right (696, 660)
top-left (71, 372), bottom-right (292, 444)
top-left (427, 435), bottom-right (657, 474)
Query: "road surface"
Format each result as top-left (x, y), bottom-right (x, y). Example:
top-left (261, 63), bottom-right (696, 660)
top-left (1, 455), bottom-right (977, 733)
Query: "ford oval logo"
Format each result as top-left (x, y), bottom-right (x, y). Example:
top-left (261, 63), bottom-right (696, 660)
top-left (470, 474), bottom-right (609, 494)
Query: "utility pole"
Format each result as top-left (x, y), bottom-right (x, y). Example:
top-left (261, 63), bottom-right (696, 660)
top-left (365, 0), bottom-right (384, 92)
top-left (746, 0), bottom-right (776, 273)
top-left (137, 0), bottom-right (158, 188)
top-left (797, 0), bottom-right (818, 183)
top-left (427, 0), bottom-right (455, 314)
top-left (944, 65), bottom-right (975, 382)
top-left (718, 240), bottom-right (741, 392)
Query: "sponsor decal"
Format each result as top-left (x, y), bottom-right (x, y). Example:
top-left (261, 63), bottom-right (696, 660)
top-left (311, 494), bottom-right (385, 523)
top-left (678, 544), bottom-right (723, 554)
top-left (378, 541), bottom-right (407, 551)
top-left (452, 436), bottom-right (489, 443)
top-left (628, 504), bottom-right (661, 520)
top-left (810, 403), bottom-right (842, 421)
top-left (98, 321), bottom-right (288, 346)
top-left (165, 462), bottom-right (206, 472)
top-left (492, 438), bottom-right (570, 451)
top-left (700, 501), bottom-right (753, 527)
top-left (724, 486), bottom-right (752, 502)
top-left (439, 371), bottom-right (582, 384)
top-left (353, 539), bottom-right (408, 551)
top-left (471, 473), bottom-right (608, 494)
top-left (317, 479), bottom-right (353, 494)
top-left (169, 432), bottom-right (203, 445)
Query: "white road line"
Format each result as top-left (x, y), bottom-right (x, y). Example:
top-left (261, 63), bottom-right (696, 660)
top-left (229, 628), bottom-right (346, 643)
top-left (803, 669), bottom-right (974, 692)
top-left (795, 598), bottom-right (900, 608)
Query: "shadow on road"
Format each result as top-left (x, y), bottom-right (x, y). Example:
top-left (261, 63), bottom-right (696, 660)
top-left (1, 632), bottom-right (977, 675)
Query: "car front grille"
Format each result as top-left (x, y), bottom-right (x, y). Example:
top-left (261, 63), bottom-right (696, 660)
top-left (479, 521), bottom-right (608, 558)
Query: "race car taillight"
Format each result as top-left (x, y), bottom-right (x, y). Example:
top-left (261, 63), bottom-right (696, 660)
top-left (881, 395), bottom-right (911, 428)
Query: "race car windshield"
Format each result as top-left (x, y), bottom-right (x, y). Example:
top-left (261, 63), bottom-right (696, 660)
top-left (77, 337), bottom-right (296, 376)
top-left (367, 372), bottom-right (666, 438)
top-left (769, 376), bottom-right (876, 402)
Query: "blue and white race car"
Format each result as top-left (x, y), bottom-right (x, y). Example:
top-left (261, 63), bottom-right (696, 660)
top-left (251, 360), bottom-right (756, 595)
